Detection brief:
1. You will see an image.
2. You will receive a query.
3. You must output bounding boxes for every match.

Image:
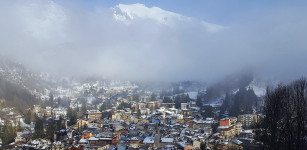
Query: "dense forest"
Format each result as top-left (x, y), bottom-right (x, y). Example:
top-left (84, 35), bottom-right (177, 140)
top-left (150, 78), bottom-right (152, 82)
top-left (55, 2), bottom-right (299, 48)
top-left (200, 71), bottom-right (259, 118)
top-left (203, 71), bottom-right (254, 104)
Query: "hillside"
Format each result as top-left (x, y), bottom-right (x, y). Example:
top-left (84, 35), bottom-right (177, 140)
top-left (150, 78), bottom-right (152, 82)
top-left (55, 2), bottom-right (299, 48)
top-left (0, 56), bottom-right (57, 113)
top-left (0, 76), bottom-right (40, 113)
top-left (0, 56), bottom-right (55, 92)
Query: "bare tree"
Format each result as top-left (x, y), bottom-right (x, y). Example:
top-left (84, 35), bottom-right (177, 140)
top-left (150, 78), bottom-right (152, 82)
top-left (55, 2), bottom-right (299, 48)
top-left (255, 78), bottom-right (307, 150)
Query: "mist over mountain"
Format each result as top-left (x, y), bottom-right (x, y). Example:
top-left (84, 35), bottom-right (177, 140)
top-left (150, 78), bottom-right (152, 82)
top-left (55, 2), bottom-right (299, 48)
top-left (0, 0), bottom-right (307, 82)
top-left (0, 55), bottom-right (55, 91)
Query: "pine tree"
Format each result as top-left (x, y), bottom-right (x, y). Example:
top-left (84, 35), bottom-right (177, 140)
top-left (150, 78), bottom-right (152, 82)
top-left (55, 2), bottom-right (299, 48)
top-left (67, 108), bottom-right (72, 119)
top-left (16, 119), bottom-right (23, 132)
top-left (151, 93), bottom-right (157, 101)
top-left (49, 93), bottom-right (54, 102)
top-left (220, 92), bottom-right (230, 115)
top-left (137, 109), bottom-right (141, 117)
top-left (100, 103), bottom-right (106, 111)
top-left (69, 109), bottom-right (77, 125)
top-left (2, 121), bottom-right (17, 146)
top-left (81, 98), bottom-right (87, 115)
top-left (202, 105), bottom-right (214, 119)
top-left (196, 96), bottom-right (202, 107)
top-left (185, 94), bottom-right (190, 102)
top-left (42, 113), bottom-right (47, 122)
top-left (34, 117), bottom-right (44, 139)
top-left (24, 109), bottom-right (32, 124)
top-left (57, 97), bottom-right (61, 106)
top-left (46, 125), bottom-right (55, 142)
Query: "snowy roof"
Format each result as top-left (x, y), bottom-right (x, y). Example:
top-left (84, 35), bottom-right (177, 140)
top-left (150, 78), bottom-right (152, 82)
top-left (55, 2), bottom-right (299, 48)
top-left (88, 137), bottom-right (99, 141)
top-left (192, 120), bottom-right (213, 124)
top-left (206, 118), bottom-right (214, 121)
top-left (240, 130), bottom-right (253, 133)
top-left (143, 137), bottom-right (155, 143)
top-left (130, 137), bottom-right (141, 140)
top-left (88, 125), bottom-right (99, 129)
top-left (53, 141), bottom-right (62, 145)
top-left (164, 111), bottom-right (174, 114)
top-left (220, 142), bottom-right (228, 145)
top-left (86, 110), bottom-right (101, 114)
top-left (218, 125), bottom-right (233, 129)
top-left (230, 139), bottom-right (243, 145)
top-left (100, 138), bottom-right (113, 140)
top-left (161, 138), bottom-right (174, 143)
top-left (78, 139), bottom-right (87, 144)
top-left (177, 142), bottom-right (189, 148)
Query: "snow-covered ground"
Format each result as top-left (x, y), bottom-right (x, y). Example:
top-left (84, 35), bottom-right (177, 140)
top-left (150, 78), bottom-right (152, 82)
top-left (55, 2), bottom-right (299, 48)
top-left (249, 85), bottom-right (266, 97)
top-left (207, 94), bottom-right (225, 105)
top-left (184, 92), bottom-right (198, 100)
top-left (248, 79), bottom-right (267, 97)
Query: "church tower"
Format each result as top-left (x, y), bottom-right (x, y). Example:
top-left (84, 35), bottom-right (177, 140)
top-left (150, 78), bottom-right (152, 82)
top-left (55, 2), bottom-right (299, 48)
top-left (154, 122), bottom-right (160, 147)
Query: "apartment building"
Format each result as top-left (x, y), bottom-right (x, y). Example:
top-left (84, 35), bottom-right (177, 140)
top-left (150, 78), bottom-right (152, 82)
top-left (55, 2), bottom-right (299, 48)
top-left (238, 114), bottom-right (260, 128)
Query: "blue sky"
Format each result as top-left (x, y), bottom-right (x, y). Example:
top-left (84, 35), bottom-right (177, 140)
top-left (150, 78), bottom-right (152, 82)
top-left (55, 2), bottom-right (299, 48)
top-left (55, 0), bottom-right (307, 25)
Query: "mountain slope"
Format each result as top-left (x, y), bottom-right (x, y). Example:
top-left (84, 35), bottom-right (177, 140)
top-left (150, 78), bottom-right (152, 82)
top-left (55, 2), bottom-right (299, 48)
top-left (111, 3), bottom-right (226, 32)
top-left (0, 56), bottom-right (55, 92)
top-left (0, 76), bottom-right (39, 113)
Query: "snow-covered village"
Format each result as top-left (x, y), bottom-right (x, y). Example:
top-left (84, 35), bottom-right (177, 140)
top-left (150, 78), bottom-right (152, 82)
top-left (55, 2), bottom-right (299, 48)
top-left (0, 69), bottom-right (269, 150)
top-left (1, 0), bottom-right (307, 150)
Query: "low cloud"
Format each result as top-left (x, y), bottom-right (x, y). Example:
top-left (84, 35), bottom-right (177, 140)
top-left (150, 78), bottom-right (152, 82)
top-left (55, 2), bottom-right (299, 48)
top-left (0, 0), bottom-right (307, 82)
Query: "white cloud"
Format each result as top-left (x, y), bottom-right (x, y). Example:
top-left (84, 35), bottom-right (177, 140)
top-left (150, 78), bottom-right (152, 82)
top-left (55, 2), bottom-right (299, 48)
top-left (0, 0), bottom-right (307, 82)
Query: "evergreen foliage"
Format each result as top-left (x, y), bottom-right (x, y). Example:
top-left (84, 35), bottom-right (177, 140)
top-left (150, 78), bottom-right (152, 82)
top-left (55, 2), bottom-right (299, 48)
top-left (132, 94), bottom-right (140, 102)
top-left (2, 122), bottom-right (17, 146)
top-left (57, 97), bottom-right (61, 105)
top-left (0, 76), bottom-right (40, 114)
top-left (79, 98), bottom-right (87, 115)
top-left (229, 87), bottom-right (258, 117)
top-left (174, 94), bottom-right (190, 109)
top-left (203, 71), bottom-right (253, 103)
top-left (46, 125), bottom-right (55, 142)
top-left (108, 110), bottom-right (114, 119)
top-left (101, 111), bottom-right (108, 119)
top-left (16, 119), bottom-right (23, 132)
top-left (137, 109), bottom-right (141, 117)
top-left (49, 93), bottom-right (54, 102)
top-left (220, 92), bottom-right (231, 115)
top-left (162, 96), bottom-right (172, 103)
top-left (24, 109), bottom-right (32, 124)
top-left (196, 96), bottom-right (202, 107)
top-left (202, 105), bottom-right (214, 118)
top-left (33, 117), bottom-right (44, 139)
top-left (117, 102), bottom-right (131, 110)
top-left (150, 93), bottom-right (157, 101)
top-left (67, 108), bottom-right (77, 125)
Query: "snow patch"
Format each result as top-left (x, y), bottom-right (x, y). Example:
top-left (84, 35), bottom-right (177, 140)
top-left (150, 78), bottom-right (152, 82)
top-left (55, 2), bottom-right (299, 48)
top-left (184, 92), bottom-right (198, 99)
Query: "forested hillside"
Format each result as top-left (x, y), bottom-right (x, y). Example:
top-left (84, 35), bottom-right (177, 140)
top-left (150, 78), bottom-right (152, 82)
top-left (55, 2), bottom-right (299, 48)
top-left (0, 76), bottom-right (40, 113)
